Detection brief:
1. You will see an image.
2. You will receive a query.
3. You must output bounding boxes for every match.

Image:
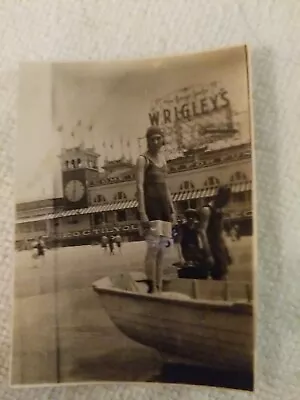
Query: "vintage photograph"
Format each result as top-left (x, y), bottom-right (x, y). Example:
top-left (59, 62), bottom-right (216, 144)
top-left (12, 45), bottom-right (255, 391)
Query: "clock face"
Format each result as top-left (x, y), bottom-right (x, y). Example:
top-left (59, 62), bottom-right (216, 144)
top-left (64, 180), bottom-right (85, 202)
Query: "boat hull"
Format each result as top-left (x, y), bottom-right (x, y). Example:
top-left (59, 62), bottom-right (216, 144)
top-left (93, 280), bottom-right (253, 372)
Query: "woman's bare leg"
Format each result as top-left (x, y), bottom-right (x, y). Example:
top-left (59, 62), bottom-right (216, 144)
top-left (145, 234), bottom-right (160, 292)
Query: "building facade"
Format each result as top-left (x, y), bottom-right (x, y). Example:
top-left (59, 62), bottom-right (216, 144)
top-left (15, 142), bottom-right (253, 249)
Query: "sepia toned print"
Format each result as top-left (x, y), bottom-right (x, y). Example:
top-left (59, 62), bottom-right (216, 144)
top-left (12, 45), bottom-right (256, 391)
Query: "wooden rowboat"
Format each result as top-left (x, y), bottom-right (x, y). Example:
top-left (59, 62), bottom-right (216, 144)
top-left (92, 272), bottom-right (254, 372)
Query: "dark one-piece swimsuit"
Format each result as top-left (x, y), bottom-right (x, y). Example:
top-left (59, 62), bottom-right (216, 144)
top-left (142, 154), bottom-right (172, 223)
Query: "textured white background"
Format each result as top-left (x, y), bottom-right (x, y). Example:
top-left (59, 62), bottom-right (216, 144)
top-left (1, 0), bottom-right (300, 399)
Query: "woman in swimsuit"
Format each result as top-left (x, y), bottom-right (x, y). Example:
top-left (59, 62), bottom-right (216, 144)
top-left (136, 126), bottom-right (176, 293)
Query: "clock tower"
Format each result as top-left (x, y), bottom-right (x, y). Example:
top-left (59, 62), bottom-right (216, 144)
top-left (59, 143), bottom-right (100, 209)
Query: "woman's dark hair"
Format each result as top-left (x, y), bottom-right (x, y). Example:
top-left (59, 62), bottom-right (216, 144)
top-left (184, 208), bottom-right (200, 220)
top-left (216, 185), bottom-right (231, 197)
top-left (146, 126), bottom-right (165, 145)
top-left (215, 185), bottom-right (231, 205)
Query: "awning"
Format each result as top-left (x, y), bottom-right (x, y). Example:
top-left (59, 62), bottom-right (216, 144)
top-left (230, 181), bottom-right (252, 193)
top-left (172, 187), bottom-right (218, 202)
top-left (16, 182), bottom-right (252, 223)
top-left (172, 181), bottom-right (252, 202)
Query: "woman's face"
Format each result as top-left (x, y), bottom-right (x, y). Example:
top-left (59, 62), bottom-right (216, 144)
top-left (148, 134), bottom-right (164, 152)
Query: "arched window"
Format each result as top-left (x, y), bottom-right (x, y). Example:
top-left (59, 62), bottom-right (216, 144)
top-left (230, 171), bottom-right (248, 182)
top-left (94, 194), bottom-right (106, 203)
top-left (204, 176), bottom-right (220, 187)
top-left (114, 191), bottom-right (127, 201)
top-left (179, 180), bottom-right (195, 191)
top-left (230, 172), bottom-right (249, 203)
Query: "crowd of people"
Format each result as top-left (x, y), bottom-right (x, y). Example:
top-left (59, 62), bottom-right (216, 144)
top-left (100, 234), bottom-right (122, 255)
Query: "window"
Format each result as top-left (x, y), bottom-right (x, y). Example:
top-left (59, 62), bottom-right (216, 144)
top-left (116, 210), bottom-right (127, 222)
top-left (67, 216), bottom-right (78, 224)
top-left (19, 223), bottom-right (32, 233)
top-left (230, 171), bottom-right (247, 182)
top-left (204, 176), bottom-right (220, 187)
top-left (95, 194), bottom-right (106, 203)
top-left (114, 191), bottom-right (127, 201)
top-left (189, 199), bottom-right (197, 209)
top-left (94, 213), bottom-right (105, 225)
top-left (33, 221), bottom-right (46, 231)
top-left (179, 181), bottom-right (195, 191)
top-left (233, 192), bottom-right (246, 202)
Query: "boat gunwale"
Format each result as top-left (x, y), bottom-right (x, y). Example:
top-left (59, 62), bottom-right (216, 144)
top-left (92, 285), bottom-right (253, 316)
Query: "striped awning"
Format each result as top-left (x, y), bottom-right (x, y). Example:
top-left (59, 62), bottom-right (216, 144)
top-left (16, 200), bottom-right (139, 223)
top-left (230, 181), bottom-right (252, 193)
top-left (172, 187), bottom-right (218, 202)
top-left (172, 181), bottom-right (252, 202)
top-left (83, 200), bottom-right (138, 214)
top-left (16, 181), bottom-right (252, 224)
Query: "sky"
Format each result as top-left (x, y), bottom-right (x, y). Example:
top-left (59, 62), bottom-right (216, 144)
top-left (16, 45), bottom-right (251, 203)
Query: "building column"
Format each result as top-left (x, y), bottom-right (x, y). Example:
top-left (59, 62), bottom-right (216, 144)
top-left (45, 219), bottom-right (51, 237)
top-left (89, 214), bottom-right (94, 229)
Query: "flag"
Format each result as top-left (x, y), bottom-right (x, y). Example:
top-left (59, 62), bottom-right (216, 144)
top-left (57, 125), bottom-right (63, 132)
top-left (89, 124), bottom-right (93, 131)
top-left (102, 141), bottom-right (106, 148)
top-left (77, 120), bottom-right (81, 126)
top-left (127, 139), bottom-right (130, 147)
top-left (71, 131), bottom-right (74, 138)
top-left (110, 141), bottom-right (113, 149)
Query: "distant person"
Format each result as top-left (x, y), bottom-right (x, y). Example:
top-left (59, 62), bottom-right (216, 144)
top-left (108, 236), bottom-right (115, 255)
top-left (115, 234), bottom-right (122, 253)
top-left (198, 186), bottom-right (232, 280)
top-left (234, 223), bottom-right (241, 241)
top-left (101, 235), bottom-right (108, 252)
top-left (136, 126), bottom-right (176, 293)
top-left (175, 209), bottom-right (210, 279)
top-left (32, 236), bottom-right (46, 268)
top-left (230, 223), bottom-right (241, 242)
top-left (178, 209), bottom-right (203, 265)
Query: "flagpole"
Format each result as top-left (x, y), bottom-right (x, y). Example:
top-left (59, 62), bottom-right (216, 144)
top-left (120, 136), bottom-right (124, 159)
top-left (110, 140), bottom-right (114, 160)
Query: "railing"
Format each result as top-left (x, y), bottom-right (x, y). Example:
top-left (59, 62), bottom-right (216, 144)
top-left (89, 151), bottom-right (251, 187)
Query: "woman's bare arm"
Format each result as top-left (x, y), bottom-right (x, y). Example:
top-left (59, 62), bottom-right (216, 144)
top-left (166, 187), bottom-right (175, 215)
top-left (198, 207), bottom-right (213, 258)
top-left (136, 155), bottom-right (147, 218)
top-left (164, 158), bottom-right (176, 218)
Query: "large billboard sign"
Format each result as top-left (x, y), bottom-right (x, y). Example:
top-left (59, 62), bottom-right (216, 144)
top-left (148, 82), bottom-right (239, 153)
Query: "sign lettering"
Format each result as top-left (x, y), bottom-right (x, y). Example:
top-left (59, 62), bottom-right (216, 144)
top-left (149, 88), bottom-right (230, 126)
top-left (48, 211), bottom-right (252, 241)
